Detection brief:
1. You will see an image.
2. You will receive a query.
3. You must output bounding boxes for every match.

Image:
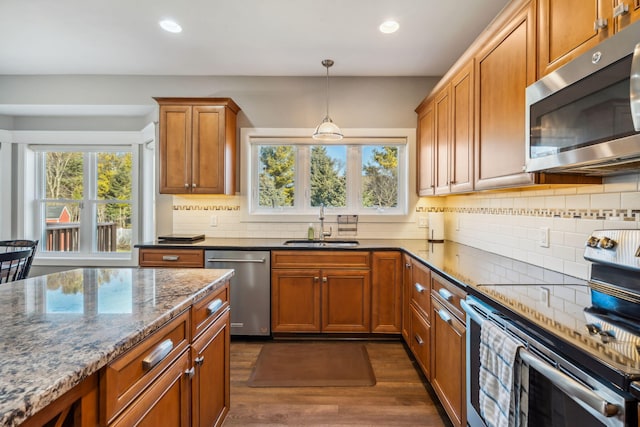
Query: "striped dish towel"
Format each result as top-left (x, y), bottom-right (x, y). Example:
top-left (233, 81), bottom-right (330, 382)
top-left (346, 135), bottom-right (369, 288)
top-left (479, 321), bottom-right (523, 427)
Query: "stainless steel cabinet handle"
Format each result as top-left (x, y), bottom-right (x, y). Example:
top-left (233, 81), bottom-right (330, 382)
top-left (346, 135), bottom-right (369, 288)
top-left (192, 183), bottom-right (197, 188)
top-left (614, 2), bottom-right (629, 18)
top-left (631, 42), bottom-right (640, 131)
top-left (314, 276), bottom-right (320, 282)
top-left (414, 283), bottom-right (426, 294)
top-left (185, 367), bottom-right (195, 379)
top-left (206, 298), bottom-right (223, 316)
top-left (142, 339), bottom-right (174, 371)
top-left (437, 309), bottom-right (452, 324)
top-left (519, 349), bottom-right (619, 417)
top-left (414, 334), bottom-right (424, 346)
top-left (195, 356), bottom-right (205, 367)
top-left (593, 18), bottom-right (608, 31)
top-left (162, 255), bottom-right (179, 261)
top-left (206, 258), bottom-right (266, 263)
top-left (322, 277), bottom-right (327, 283)
top-left (438, 288), bottom-right (453, 301)
top-left (184, 183), bottom-right (189, 188)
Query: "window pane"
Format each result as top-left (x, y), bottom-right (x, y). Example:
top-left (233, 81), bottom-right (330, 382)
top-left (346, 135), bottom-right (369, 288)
top-left (97, 152), bottom-right (132, 201)
top-left (310, 145), bottom-right (346, 208)
top-left (45, 152), bottom-right (83, 199)
top-left (44, 202), bottom-right (80, 252)
top-left (258, 145), bottom-right (295, 208)
top-left (97, 203), bottom-right (131, 252)
top-left (362, 146), bottom-right (399, 208)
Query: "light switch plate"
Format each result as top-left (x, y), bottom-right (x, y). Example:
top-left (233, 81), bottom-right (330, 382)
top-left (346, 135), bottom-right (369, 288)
top-left (539, 226), bottom-right (550, 247)
top-left (418, 216), bottom-right (428, 228)
top-left (210, 215), bottom-right (218, 227)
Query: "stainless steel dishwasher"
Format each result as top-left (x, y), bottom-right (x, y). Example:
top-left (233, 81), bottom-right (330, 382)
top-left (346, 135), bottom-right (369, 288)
top-left (205, 250), bottom-right (270, 336)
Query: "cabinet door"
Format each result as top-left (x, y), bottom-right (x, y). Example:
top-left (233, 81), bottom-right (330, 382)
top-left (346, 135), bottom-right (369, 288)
top-left (475, 2), bottom-right (537, 190)
top-left (401, 254), bottom-right (413, 342)
top-left (192, 106), bottom-right (225, 194)
top-left (434, 86), bottom-right (451, 195)
top-left (371, 251), bottom-right (403, 334)
top-left (410, 304), bottom-right (431, 381)
top-left (616, 0), bottom-right (640, 30)
top-left (271, 269), bottom-right (321, 332)
top-left (159, 105), bottom-right (192, 194)
top-left (191, 308), bottom-right (230, 427)
top-left (539, 0), bottom-right (612, 76)
top-left (322, 269), bottom-right (371, 333)
top-left (416, 100), bottom-right (436, 196)
top-left (431, 298), bottom-right (466, 427)
top-left (109, 350), bottom-right (190, 427)
top-left (410, 260), bottom-right (431, 321)
top-left (450, 61), bottom-right (474, 194)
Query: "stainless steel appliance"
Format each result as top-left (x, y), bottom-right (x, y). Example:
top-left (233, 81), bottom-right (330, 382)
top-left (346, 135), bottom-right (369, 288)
top-left (205, 250), bottom-right (270, 336)
top-left (525, 20), bottom-right (640, 176)
top-left (463, 229), bottom-right (640, 427)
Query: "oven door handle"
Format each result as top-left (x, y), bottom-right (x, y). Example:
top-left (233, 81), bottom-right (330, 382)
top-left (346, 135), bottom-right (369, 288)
top-left (518, 349), bottom-right (620, 418)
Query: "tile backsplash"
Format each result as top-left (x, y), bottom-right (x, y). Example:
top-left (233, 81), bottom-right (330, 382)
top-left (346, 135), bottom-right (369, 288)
top-left (171, 173), bottom-right (640, 280)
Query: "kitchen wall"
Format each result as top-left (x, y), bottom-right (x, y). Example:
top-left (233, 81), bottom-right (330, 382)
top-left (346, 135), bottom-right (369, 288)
top-left (444, 173), bottom-right (640, 280)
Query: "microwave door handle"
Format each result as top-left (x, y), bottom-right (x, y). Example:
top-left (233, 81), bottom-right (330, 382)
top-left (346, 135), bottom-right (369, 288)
top-left (630, 43), bottom-right (640, 131)
top-left (518, 349), bottom-right (620, 418)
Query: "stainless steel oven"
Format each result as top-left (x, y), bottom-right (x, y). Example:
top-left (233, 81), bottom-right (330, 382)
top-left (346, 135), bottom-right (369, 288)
top-left (525, 20), bottom-right (640, 175)
top-left (462, 229), bottom-right (640, 427)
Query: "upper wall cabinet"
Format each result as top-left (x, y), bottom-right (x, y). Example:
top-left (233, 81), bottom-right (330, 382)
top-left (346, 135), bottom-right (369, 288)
top-left (416, 99), bottom-right (436, 196)
top-left (538, 0), bottom-right (612, 76)
top-left (155, 98), bottom-right (240, 195)
top-left (474, 1), bottom-right (537, 190)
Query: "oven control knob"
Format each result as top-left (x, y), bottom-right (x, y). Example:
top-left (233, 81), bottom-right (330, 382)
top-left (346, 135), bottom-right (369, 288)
top-left (586, 236), bottom-right (599, 247)
top-left (585, 323), bottom-right (601, 335)
top-left (598, 237), bottom-right (616, 249)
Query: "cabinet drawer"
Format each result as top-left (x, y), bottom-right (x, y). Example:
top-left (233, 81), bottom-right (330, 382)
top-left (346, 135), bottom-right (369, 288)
top-left (101, 310), bottom-right (190, 424)
top-left (431, 272), bottom-right (466, 321)
top-left (139, 248), bottom-right (204, 268)
top-left (271, 250), bottom-right (370, 269)
top-left (410, 304), bottom-right (431, 380)
top-left (192, 281), bottom-right (230, 340)
top-left (410, 261), bottom-right (431, 320)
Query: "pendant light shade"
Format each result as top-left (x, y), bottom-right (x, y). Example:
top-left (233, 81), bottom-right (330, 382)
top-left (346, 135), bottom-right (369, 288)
top-left (313, 59), bottom-right (343, 141)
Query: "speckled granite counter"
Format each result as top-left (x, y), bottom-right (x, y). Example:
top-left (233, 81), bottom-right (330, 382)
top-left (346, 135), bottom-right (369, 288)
top-left (0, 267), bottom-right (233, 426)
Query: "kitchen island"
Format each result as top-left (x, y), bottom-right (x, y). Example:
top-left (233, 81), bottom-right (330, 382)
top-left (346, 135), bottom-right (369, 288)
top-left (0, 267), bottom-right (234, 427)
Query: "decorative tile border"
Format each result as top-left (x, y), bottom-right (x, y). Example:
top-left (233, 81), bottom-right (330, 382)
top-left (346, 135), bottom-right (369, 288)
top-left (415, 206), bottom-right (445, 213)
top-left (173, 204), bottom-right (240, 211)
top-left (438, 207), bottom-right (640, 222)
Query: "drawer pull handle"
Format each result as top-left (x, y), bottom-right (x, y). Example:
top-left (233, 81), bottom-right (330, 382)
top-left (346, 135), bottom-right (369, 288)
top-left (195, 356), bottom-right (205, 367)
top-left (162, 255), bottom-right (179, 261)
top-left (438, 309), bottom-right (452, 324)
top-left (206, 299), bottom-right (223, 316)
top-left (414, 334), bottom-right (424, 346)
top-left (414, 283), bottom-right (426, 294)
top-left (185, 367), bottom-right (195, 379)
top-left (142, 339), bottom-right (174, 371)
top-left (438, 288), bottom-right (453, 301)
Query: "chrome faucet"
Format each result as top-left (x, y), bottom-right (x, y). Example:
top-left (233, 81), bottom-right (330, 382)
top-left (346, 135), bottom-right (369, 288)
top-left (318, 203), bottom-right (332, 240)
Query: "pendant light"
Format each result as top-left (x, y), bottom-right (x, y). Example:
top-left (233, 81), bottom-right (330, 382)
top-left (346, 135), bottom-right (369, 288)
top-left (312, 59), bottom-right (343, 141)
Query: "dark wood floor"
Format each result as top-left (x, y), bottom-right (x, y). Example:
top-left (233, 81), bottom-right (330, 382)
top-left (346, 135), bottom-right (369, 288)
top-left (224, 339), bottom-right (453, 426)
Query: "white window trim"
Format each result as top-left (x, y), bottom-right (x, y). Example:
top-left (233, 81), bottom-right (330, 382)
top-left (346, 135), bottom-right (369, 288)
top-left (4, 126), bottom-right (156, 267)
top-left (240, 128), bottom-right (415, 221)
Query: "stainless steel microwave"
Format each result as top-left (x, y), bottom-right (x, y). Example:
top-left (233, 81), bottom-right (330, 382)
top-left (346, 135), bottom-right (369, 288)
top-left (526, 20), bottom-right (640, 176)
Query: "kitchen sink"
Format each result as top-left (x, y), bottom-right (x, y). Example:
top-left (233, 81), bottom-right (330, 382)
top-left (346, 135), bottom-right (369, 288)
top-left (283, 239), bottom-right (360, 247)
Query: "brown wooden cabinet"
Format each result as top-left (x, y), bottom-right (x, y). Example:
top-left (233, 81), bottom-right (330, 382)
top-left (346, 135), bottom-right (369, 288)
top-left (271, 251), bottom-right (371, 334)
top-left (449, 61), bottom-right (475, 194)
top-left (138, 248), bottom-right (204, 268)
top-left (430, 273), bottom-right (467, 427)
top-left (401, 254), bottom-right (413, 342)
top-left (474, 1), bottom-right (537, 190)
top-left (155, 98), bottom-right (240, 195)
top-left (403, 256), bottom-right (433, 380)
top-left (371, 251), bottom-right (403, 334)
top-left (434, 86), bottom-right (451, 195)
top-left (416, 99), bottom-right (436, 196)
top-left (616, 0), bottom-right (640, 30)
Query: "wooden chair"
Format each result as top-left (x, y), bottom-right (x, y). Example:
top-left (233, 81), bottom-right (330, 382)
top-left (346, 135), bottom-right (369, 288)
top-left (0, 240), bottom-right (38, 279)
top-left (0, 249), bottom-right (33, 283)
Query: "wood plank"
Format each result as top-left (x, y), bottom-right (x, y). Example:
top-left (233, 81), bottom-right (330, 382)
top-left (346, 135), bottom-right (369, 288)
top-left (225, 340), bottom-right (453, 426)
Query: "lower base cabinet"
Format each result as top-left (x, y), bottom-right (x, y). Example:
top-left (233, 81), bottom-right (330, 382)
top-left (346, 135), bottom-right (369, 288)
top-left (409, 304), bottom-right (431, 380)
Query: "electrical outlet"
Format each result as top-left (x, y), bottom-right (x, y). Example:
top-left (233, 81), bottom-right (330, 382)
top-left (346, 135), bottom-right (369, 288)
top-left (539, 226), bottom-right (550, 247)
top-left (210, 215), bottom-right (218, 227)
top-left (539, 287), bottom-right (550, 307)
top-left (418, 216), bottom-right (428, 228)
top-left (456, 218), bottom-right (461, 231)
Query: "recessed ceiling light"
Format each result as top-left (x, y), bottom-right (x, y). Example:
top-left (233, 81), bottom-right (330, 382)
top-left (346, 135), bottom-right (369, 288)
top-left (159, 19), bottom-right (182, 33)
top-left (379, 20), bottom-right (399, 34)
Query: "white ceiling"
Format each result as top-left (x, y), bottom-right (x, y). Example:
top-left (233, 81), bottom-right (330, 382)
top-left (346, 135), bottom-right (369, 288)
top-left (0, 0), bottom-right (511, 77)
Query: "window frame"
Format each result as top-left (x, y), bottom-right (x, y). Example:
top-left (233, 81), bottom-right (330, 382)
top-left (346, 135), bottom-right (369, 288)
top-left (242, 128), bottom-right (414, 218)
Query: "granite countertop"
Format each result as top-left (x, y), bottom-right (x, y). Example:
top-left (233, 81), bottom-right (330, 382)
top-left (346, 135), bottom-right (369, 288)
top-left (0, 267), bottom-right (234, 427)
